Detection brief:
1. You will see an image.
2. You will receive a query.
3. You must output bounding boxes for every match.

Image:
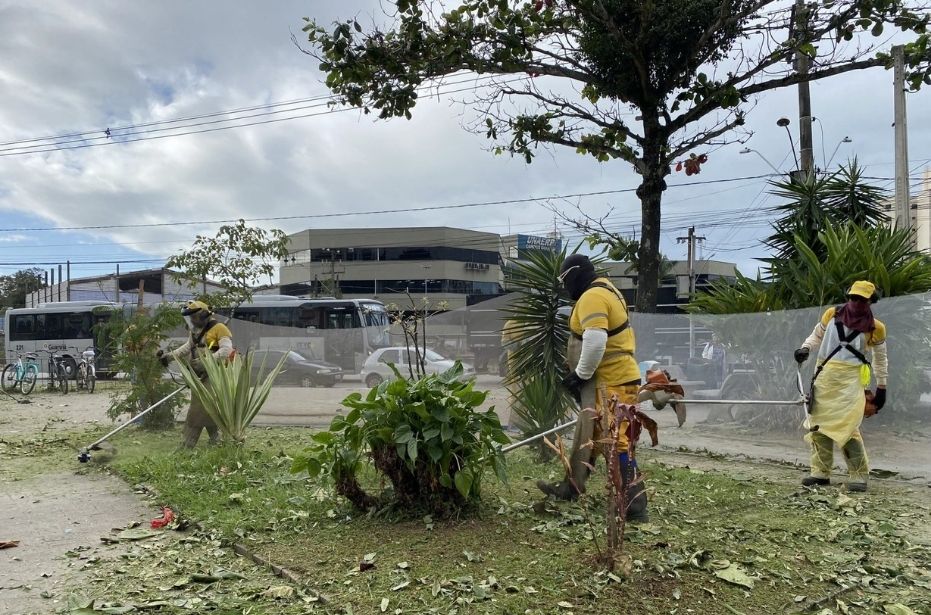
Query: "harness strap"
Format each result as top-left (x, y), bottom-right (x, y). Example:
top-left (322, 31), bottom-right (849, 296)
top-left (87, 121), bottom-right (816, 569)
top-left (570, 282), bottom-right (630, 340)
top-left (190, 320), bottom-right (218, 359)
top-left (807, 309), bottom-right (872, 408)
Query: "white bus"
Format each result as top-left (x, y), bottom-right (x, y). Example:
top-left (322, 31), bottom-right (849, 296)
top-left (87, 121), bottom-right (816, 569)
top-left (219, 296), bottom-right (391, 372)
top-left (4, 300), bottom-right (121, 377)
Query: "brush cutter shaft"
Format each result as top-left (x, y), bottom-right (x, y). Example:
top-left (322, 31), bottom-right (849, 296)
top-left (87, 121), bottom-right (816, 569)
top-left (502, 418), bottom-right (579, 453)
top-left (85, 386), bottom-right (186, 451)
top-left (677, 398), bottom-right (805, 405)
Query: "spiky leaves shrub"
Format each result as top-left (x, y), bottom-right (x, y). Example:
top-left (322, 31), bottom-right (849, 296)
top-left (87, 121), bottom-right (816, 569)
top-left (692, 224), bottom-right (931, 423)
top-left (176, 351), bottom-right (286, 444)
top-left (103, 305), bottom-right (187, 429)
top-left (292, 363), bottom-right (508, 517)
top-left (501, 248), bottom-right (574, 449)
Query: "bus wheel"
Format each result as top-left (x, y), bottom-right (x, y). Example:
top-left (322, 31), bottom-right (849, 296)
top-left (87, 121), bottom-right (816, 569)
top-left (365, 373), bottom-right (383, 388)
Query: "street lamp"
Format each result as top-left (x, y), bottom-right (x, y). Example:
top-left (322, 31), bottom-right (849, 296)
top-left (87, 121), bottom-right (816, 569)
top-left (739, 147), bottom-right (781, 174)
top-left (826, 136), bottom-right (853, 170)
top-left (776, 117), bottom-right (800, 171)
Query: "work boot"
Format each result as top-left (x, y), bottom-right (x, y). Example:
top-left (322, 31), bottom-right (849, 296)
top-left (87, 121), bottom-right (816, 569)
top-left (536, 479), bottom-right (580, 501)
top-left (620, 453), bottom-right (649, 523)
top-left (802, 476), bottom-right (831, 487)
top-left (847, 481), bottom-right (868, 493)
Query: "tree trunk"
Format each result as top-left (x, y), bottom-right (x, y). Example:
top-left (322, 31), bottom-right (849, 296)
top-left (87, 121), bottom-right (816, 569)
top-left (635, 130), bottom-right (668, 313)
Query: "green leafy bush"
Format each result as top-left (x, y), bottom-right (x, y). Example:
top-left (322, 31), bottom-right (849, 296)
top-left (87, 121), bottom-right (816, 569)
top-left (292, 363), bottom-right (508, 516)
top-left (102, 305), bottom-right (187, 429)
top-left (177, 351), bottom-right (286, 444)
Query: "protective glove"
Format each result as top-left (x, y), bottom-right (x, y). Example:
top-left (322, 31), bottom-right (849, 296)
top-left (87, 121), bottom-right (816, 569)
top-left (794, 347), bottom-right (810, 364)
top-left (561, 371), bottom-right (588, 403)
top-left (156, 349), bottom-right (171, 368)
top-left (873, 387), bottom-right (886, 411)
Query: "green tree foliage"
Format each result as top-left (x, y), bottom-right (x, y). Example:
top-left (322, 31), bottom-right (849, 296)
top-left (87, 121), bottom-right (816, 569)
top-left (165, 219), bottom-right (289, 309)
top-left (291, 363), bottom-right (508, 516)
top-left (300, 0), bottom-right (930, 311)
top-left (102, 305), bottom-right (187, 429)
top-left (0, 268), bottom-right (45, 309)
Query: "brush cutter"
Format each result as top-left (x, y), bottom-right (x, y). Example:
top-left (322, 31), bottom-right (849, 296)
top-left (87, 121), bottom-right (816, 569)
top-left (502, 366), bottom-right (808, 455)
top-left (77, 385), bottom-right (187, 463)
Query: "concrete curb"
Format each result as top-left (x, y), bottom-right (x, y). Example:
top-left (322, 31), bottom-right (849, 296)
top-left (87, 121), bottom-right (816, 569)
top-left (134, 482), bottom-right (306, 586)
top-left (231, 543), bottom-right (302, 584)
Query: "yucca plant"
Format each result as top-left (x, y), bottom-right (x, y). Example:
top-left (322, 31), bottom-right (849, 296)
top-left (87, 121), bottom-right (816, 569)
top-left (765, 159), bottom-right (888, 262)
top-left (501, 248), bottom-right (575, 448)
top-left (177, 351), bottom-right (287, 444)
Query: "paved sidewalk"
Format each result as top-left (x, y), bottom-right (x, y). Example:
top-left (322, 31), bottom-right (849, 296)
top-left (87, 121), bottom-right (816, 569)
top-left (0, 472), bottom-right (156, 615)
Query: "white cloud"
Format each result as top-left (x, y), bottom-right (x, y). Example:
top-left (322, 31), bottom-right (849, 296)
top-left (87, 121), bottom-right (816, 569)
top-left (0, 0), bottom-right (927, 277)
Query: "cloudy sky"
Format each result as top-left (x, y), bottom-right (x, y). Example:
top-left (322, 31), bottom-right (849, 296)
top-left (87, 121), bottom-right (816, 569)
top-left (0, 1), bottom-right (929, 284)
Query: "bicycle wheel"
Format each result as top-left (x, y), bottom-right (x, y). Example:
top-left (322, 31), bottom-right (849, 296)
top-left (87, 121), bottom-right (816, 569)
top-left (76, 365), bottom-right (86, 391)
top-left (21, 365), bottom-right (37, 395)
top-left (57, 366), bottom-right (68, 395)
top-left (2, 364), bottom-right (18, 392)
top-left (86, 371), bottom-right (96, 393)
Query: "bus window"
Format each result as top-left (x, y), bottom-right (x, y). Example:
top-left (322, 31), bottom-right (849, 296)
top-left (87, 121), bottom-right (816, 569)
top-left (326, 307), bottom-right (359, 329)
top-left (297, 307), bottom-right (324, 329)
top-left (11, 315), bottom-right (35, 341)
top-left (37, 313), bottom-right (63, 340)
top-left (235, 309), bottom-right (260, 323)
top-left (268, 307), bottom-right (294, 327)
top-left (62, 312), bottom-right (93, 339)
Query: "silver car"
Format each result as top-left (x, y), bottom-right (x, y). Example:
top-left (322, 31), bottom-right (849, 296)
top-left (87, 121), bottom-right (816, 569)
top-left (361, 347), bottom-right (474, 387)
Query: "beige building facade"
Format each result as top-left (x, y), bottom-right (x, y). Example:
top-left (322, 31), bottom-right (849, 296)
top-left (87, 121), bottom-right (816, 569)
top-left (883, 168), bottom-right (931, 252)
top-left (280, 227), bottom-right (504, 310)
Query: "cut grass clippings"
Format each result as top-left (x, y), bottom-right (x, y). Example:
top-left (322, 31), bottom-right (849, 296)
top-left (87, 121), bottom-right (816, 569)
top-left (87, 427), bottom-right (931, 615)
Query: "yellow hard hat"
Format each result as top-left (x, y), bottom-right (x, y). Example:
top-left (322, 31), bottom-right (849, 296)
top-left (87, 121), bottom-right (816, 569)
top-left (847, 280), bottom-right (879, 302)
top-left (181, 300), bottom-right (211, 316)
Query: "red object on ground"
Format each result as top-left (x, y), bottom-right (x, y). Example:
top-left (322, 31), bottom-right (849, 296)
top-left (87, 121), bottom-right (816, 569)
top-left (150, 507), bottom-right (175, 529)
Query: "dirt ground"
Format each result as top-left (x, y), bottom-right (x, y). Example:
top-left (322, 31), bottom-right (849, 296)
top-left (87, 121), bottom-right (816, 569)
top-left (1, 376), bottom-right (928, 481)
top-left (2, 377), bottom-right (930, 614)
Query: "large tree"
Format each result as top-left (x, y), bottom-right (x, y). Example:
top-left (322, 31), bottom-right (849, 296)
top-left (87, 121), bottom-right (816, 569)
top-left (0, 268), bottom-right (44, 309)
top-left (300, 0), bottom-right (930, 311)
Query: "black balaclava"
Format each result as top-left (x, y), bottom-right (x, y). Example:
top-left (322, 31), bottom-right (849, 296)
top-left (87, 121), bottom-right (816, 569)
top-left (560, 254), bottom-right (597, 300)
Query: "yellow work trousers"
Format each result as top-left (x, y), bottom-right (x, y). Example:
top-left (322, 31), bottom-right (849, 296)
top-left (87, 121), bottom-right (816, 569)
top-left (567, 382), bottom-right (640, 492)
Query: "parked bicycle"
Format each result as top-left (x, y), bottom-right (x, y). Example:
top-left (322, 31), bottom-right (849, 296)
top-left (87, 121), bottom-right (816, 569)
top-left (41, 348), bottom-right (69, 395)
top-left (72, 345), bottom-right (96, 393)
top-left (2, 352), bottom-right (40, 395)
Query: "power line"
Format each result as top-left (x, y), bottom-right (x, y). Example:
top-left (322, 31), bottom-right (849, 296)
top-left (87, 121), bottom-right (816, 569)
top-left (0, 173), bottom-right (782, 233)
top-left (0, 72), bottom-right (490, 151)
top-left (0, 76), bottom-right (518, 158)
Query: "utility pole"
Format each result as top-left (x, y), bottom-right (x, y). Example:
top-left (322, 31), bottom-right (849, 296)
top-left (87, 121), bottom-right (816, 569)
top-left (893, 44), bottom-right (912, 236)
top-left (794, 0), bottom-right (815, 179)
top-left (677, 226), bottom-right (706, 358)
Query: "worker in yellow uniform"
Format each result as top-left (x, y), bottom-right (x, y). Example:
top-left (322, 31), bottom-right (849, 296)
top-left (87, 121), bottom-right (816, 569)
top-left (158, 300), bottom-right (234, 448)
top-left (537, 254), bottom-right (647, 522)
top-left (794, 281), bottom-right (887, 492)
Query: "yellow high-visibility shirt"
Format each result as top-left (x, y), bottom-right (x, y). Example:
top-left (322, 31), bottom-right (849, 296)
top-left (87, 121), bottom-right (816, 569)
top-left (569, 277), bottom-right (639, 385)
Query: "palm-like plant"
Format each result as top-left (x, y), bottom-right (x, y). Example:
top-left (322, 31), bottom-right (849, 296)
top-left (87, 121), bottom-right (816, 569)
top-left (501, 248), bottom-right (575, 452)
top-left (765, 159), bottom-right (889, 262)
top-left (177, 351), bottom-right (287, 444)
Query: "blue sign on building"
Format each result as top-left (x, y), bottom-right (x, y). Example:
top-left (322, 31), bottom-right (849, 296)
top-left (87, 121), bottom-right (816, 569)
top-left (516, 234), bottom-right (562, 258)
